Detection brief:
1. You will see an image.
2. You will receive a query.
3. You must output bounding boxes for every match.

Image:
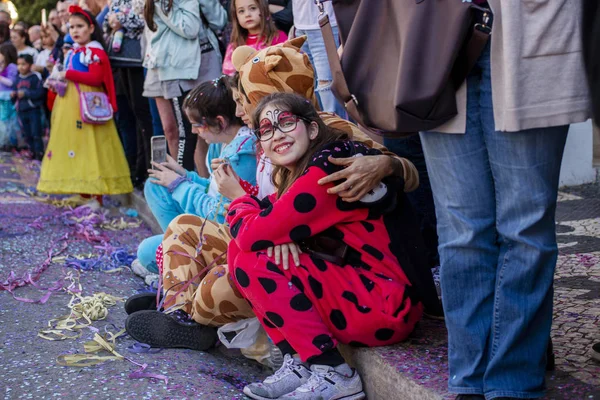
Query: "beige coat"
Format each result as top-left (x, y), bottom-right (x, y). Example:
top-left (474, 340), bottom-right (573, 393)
top-left (437, 0), bottom-right (590, 133)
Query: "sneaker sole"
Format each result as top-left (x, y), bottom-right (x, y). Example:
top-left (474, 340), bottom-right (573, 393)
top-left (242, 387), bottom-right (280, 400)
top-left (337, 392), bottom-right (366, 400)
top-left (124, 293), bottom-right (158, 314)
top-left (125, 310), bottom-right (217, 351)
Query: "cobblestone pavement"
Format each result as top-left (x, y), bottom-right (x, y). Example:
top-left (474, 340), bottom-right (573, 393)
top-left (552, 185), bottom-right (600, 390)
top-left (0, 153), bottom-right (267, 399)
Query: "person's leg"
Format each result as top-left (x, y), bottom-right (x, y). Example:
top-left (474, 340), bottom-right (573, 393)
top-left (419, 51), bottom-right (498, 396)
top-left (479, 58), bottom-right (568, 397)
top-left (154, 97), bottom-right (180, 163)
top-left (136, 234), bottom-right (162, 273)
top-left (29, 108), bottom-right (43, 158)
top-left (161, 214), bottom-right (252, 325)
top-left (303, 27), bottom-right (347, 118)
top-left (148, 97), bottom-right (164, 136)
top-left (384, 135), bottom-right (439, 268)
top-left (143, 178), bottom-right (185, 230)
top-left (126, 67), bottom-right (154, 185)
top-left (18, 111), bottom-right (32, 154)
top-left (171, 92), bottom-right (196, 172)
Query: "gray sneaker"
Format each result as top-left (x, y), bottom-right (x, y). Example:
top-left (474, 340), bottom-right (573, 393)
top-left (243, 354), bottom-right (311, 399)
top-left (279, 363), bottom-right (365, 400)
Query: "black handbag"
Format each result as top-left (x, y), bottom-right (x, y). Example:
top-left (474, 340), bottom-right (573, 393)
top-left (108, 34), bottom-right (143, 68)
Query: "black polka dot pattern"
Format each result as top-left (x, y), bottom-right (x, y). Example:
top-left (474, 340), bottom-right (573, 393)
top-left (310, 255), bottom-right (328, 272)
top-left (362, 244), bottom-right (384, 261)
top-left (308, 276), bottom-right (323, 299)
top-left (227, 209), bottom-right (236, 217)
top-left (235, 268), bottom-right (250, 288)
top-left (290, 293), bottom-right (312, 311)
top-left (266, 261), bottom-right (284, 276)
top-left (375, 328), bottom-right (395, 341)
top-left (325, 227), bottom-right (344, 240)
top-left (289, 225), bottom-right (312, 242)
top-left (342, 290), bottom-right (372, 314)
top-left (265, 311), bottom-right (284, 327)
top-left (349, 341), bottom-right (368, 348)
top-left (293, 193), bottom-right (317, 213)
top-left (251, 240), bottom-right (275, 251)
top-left (359, 274), bottom-right (375, 292)
top-left (230, 219), bottom-right (243, 238)
top-left (312, 334), bottom-right (334, 351)
top-left (329, 309), bottom-right (347, 330)
top-left (258, 277), bottom-right (277, 294)
top-left (291, 276), bottom-right (305, 292)
top-left (259, 206), bottom-right (273, 217)
top-left (263, 317), bottom-right (275, 328)
top-left (360, 221), bottom-right (374, 233)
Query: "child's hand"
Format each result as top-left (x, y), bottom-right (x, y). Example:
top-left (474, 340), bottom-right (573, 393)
top-left (213, 164), bottom-right (245, 200)
top-left (210, 158), bottom-right (227, 171)
top-left (17, 91), bottom-right (24, 99)
top-left (58, 71), bottom-right (67, 80)
top-left (267, 243), bottom-right (302, 270)
top-left (148, 162), bottom-right (180, 188)
top-left (163, 154), bottom-right (186, 176)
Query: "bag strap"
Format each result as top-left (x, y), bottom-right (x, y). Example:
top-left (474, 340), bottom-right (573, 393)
top-left (319, 13), bottom-right (370, 134)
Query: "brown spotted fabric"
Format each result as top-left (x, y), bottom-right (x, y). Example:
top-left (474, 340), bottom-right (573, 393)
top-left (161, 215), bottom-right (254, 327)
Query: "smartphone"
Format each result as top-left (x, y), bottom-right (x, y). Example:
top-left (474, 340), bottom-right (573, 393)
top-left (151, 136), bottom-right (167, 167)
top-left (41, 9), bottom-right (47, 26)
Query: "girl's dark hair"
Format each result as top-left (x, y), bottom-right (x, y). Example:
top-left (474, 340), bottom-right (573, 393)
top-left (183, 75), bottom-right (243, 130)
top-left (0, 21), bottom-right (10, 43)
top-left (229, 0), bottom-right (278, 48)
top-left (252, 93), bottom-right (348, 197)
top-left (11, 28), bottom-right (33, 47)
top-left (145, 0), bottom-right (174, 32)
top-left (0, 43), bottom-right (18, 65)
top-left (69, 9), bottom-right (106, 49)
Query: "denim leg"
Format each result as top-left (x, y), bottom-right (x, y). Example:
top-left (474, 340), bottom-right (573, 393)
top-left (143, 179), bottom-right (185, 231)
top-left (29, 109), bottom-right (43, 155)
top-left (419, 52), bottom-right (498, 395)
top-left (384, 135), bottom-right (439, 268)
top-left (137, 234), bottom-right (162, 273)
top-left (477, 56), bottom-right (568, 396)
top-left (299, 27), bottom-right (347, 118)
top-left (18, 111), bottom-right (32, 151)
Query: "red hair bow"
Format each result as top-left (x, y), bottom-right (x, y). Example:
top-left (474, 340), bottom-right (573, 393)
top-left (68, 5), bottom-right (93, 25)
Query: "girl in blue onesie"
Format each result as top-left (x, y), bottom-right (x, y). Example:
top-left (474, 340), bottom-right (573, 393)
top-left (135, 76), bottom-right (257, 276)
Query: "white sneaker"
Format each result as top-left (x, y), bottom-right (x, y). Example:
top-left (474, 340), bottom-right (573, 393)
top-left (243, 354), bottom-right (312, 399)
top-left (131, 259), bottom-right (152, 278)
top-left (144, 273), bottom-right (160, 287)
top-left (279, 363), bottom-right (365, 400)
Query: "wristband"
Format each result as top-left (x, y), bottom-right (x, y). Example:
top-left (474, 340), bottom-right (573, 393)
top-left (167, 176), bottom-right (189, 193)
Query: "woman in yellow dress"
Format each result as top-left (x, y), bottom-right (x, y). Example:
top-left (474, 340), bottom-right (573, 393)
top-left (37, 5), bottom-right (132, 197)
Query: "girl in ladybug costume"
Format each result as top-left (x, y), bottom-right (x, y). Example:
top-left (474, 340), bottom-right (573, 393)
top-left (228, 93), bottom-right (423, 400)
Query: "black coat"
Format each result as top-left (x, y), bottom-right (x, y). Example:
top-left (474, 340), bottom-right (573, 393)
top-left (582, 0), bottom-right (600, 122)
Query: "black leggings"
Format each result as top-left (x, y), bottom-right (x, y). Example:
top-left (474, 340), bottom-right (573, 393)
top-left (171, 92), bottom-right (197, 171)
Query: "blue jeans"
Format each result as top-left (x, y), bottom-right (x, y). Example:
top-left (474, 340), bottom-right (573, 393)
top-left (295, 27), bottom-right (347, 119)
top-left (420, 44), bottom-right (568, 399)
top-left (137, 179), bottom-right (186, 273)
top-left (18, 108), bottom-right (43, 155)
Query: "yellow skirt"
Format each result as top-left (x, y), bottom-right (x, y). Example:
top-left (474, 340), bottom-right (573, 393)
top-left (37, 81), bottom-right (132, 195)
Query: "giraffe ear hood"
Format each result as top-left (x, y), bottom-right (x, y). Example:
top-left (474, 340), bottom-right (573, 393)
top-left (234, 36), bottom-right (320, 109)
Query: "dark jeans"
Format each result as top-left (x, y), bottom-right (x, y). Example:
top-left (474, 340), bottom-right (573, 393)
top-left (18, 108), bottom-right (43, 155)
top-left (384, 135), bottom-right (439, 268)
top-left (116, 67), bottom-right (154, 183)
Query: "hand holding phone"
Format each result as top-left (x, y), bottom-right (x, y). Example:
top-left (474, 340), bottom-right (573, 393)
top-left (151, 136), bottom-right (167, 167)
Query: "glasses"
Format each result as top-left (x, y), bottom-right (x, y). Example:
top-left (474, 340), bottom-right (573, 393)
top-left (254, 112), bottom-right (310, 141)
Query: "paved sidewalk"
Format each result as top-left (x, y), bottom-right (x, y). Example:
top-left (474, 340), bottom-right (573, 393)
top-left (0, 152), bottom-right (267, 399)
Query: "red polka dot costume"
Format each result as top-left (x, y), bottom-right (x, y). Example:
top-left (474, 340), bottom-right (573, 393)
top-left (227, 141), bottom-right (423, 362)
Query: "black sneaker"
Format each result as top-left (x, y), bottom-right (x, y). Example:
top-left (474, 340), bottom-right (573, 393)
top-left (593, 342), bottom-right (600, 362)
top-left (124, 293), bottom-right (158, 314)
top-left (125, 310), bottom-right (217, 351)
